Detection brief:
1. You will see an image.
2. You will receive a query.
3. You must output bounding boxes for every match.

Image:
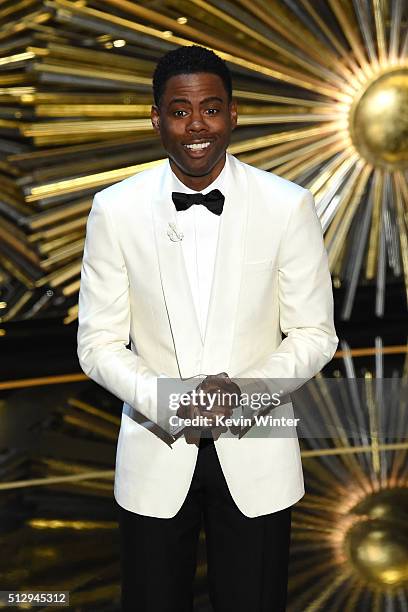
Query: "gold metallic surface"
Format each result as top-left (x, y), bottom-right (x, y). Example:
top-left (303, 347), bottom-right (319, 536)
top-left (350, 69), bottom-right (408, 168)
top-left (228, 125), bottom-right (340, 155)
top-left (35, 104), bottom-right (153, 117)
top-left (188, 0), bottom-right (346, 86)
top-left (0, 330), bottom-right (407, 609)
top-left (97, 0), bottom-right (346, 99)
top-left (366, 170), bottom-right (383, 279)
top-left (372, 0), bottom-right (387, 65)
top-left (238, 0), bottom-right (351, 80)
top-left (394, 172), bottom-right (408, 304)
top-left (299, 0), bottom-right (361, 77)
top-left (328, 0), bottom-right (372, 75)
top-left (0, 0), bottom-right (406, 324)
top-left (326, 163), bottom-right (373, 270)
top-left (345, 490), bottom-right (408, 587)
top-left (26, 159), bottom-right (165, 201)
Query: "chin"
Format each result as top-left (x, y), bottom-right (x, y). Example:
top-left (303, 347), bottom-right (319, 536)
top-left (170, 151), bottom-right (223, 179)
top-left (183, 166), bottom-right (213, 177)
top-left (182, 160), bottom-right (219, 177)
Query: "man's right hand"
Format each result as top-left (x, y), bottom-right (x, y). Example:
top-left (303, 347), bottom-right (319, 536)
top-left (176, 373), bottom-right (241, 446)
top-left (176, 392), bottom-right (203, 447)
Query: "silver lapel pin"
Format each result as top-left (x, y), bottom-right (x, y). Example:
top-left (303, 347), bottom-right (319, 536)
top-left (167, 222), bottom-right (184, 242)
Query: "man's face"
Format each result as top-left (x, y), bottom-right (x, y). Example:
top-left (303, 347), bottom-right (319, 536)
top-left (151, 72), bottom-right (237, 187)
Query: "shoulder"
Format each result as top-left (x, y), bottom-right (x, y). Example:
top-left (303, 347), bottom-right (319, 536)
top-left (229, 153), bottom-right (307, 199)
top-left (93, 159), bottom-right (167, 208)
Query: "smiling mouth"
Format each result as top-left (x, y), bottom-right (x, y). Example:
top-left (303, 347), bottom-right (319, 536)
top-left (183, 141), bottom-right (212, 150)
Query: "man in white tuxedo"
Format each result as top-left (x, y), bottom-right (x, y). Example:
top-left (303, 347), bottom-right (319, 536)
top-left (77, 45), bottom-right (338, 611)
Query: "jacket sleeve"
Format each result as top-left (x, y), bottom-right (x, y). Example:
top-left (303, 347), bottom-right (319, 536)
top-left (235, 188), bottom-right (338, 394)
top-left (77, 193), bottom-right (163, 426)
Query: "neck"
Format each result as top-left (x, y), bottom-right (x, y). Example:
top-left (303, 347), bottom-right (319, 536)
top-left (169, 153), bottom-right (226, 191)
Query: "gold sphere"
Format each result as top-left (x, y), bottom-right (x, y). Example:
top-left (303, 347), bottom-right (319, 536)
top-left (349, 68), bottom-right (408, 169)
top-left (344, 489), bottom-right (408, 587)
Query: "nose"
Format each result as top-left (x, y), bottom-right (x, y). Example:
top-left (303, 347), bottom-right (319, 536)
top-left (186, 108), bottom-right (207, 132)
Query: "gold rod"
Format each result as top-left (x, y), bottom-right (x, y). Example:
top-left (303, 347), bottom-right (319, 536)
top-left (299, 0), bottom-right (363, 79)
top-left (0, 373), bottom-right (87, 390)
top-left (372, 0), bottom-right (387, 65)
top-left (26, 159), bottom-right (165, 201)
top-left (389, 0), bottom-right (403, 62)
top-left (237, 0), bottom-right (352, 82)
top-left (366, 169), bottom-right (383, 279)
top-left (0, 471), bottom-right (114, 491)
top-left (394, 172), bottom-right (408, 305)
top-left (302, 441), bottom-right (408, 458)
top-left (228, 125), bottom-right (339, 155)
top-left (327, 163), bottom-right (372, 270)
top-left (232, 90), bottom-right (330, 106)
top-left (328, 0), bottom-right (372, 75)
top-left (189, 0), bottom-right (347, 87)
top-left (0, 344), bottom-right (407, 389)
top-left (278, 140), bottom-right (347, 181)
top-left (54, 0), bottom-right (349, 100)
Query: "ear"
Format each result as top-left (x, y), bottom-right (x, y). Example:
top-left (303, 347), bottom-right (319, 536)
top-left (151, 105), bottom-right (160, 134)
top-left (229, 98), bottom-right (238, 130)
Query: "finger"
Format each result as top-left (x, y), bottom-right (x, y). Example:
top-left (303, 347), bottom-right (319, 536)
top-left (211, 426), bottom-right (228, 441)
top-left (185, 427), bottom-right (202, 446)
top-left (199, 408), bottom-right (232, 422)
top-left (203, 406), bottom-right (233, 417)
top-left (229, 424), bottom-right (241, 436)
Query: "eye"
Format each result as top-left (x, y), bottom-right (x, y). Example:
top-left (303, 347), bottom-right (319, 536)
top-left (205, 108), bottom-right (219, 115)
top-left (173, 109), bottom-right (188, 117)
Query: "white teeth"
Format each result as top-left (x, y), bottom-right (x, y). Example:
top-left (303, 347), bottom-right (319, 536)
top-left (184, 142), bottom-right (211, 150)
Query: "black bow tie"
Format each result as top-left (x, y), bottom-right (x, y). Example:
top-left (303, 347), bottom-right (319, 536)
top-left (172, 189), bottom-right (225, 216)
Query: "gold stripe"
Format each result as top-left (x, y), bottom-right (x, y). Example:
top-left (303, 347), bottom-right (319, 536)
top-left (373, 0), bottom-right (387, 64)
top-left (62, 279), bottom-right (80, 296)
top-left (237, 113), bottom-right (339, 125)
top-left (328, 0), bottom-right (372, 75)
top-left (1, 344), bottom-right (407, 389)
top-left (237, 0), bottom-right (349, 82)
top-left (0, 51), bottom-right (36, 67)
top-left (233, 90), bottom-right (330, 106)
top-left (35, 104), bottom-right (153, 117)
top-left (25, 159), bottom-right (165, 201)
top-left (239, 133), bottom-right (342, 169)
top-left (0, 10), bottom-right (50, 43)
top-left (279, 140), bottom-right (348, 181)
top-left (394, 172), bottom-right (408, 304)
top-left (0, 373), bottom-right (88, 390)
top-left (0, 0), bottom-right (38, 21)
top-left (308, 147), bottom-right (356, 198)
top-left (0, 470), bottom-right (114, 491)
top-left (326, 163), bottom-right (372, 269)
top-left (366, 169), bottom-right (383, 279)
top-left (299, 0), bottom-right (361, 78)
top-left (228, 125), bottom-right (339, 155)
top-left (302, 441), bottom-right (408, 458)
top-left (54, 0), bottom-right (348, 100)
top-left (189, 0), bottom-right (345, 86)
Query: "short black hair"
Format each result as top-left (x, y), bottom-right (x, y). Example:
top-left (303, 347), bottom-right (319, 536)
top-left (152, 45), bottom-right (232, 107)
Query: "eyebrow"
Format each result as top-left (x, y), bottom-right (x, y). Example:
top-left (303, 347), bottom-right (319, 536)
top-left (168, 96), bottom-right (224, 105)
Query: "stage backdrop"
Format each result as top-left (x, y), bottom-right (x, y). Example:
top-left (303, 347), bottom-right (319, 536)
top-left (0, 0), bottom-right (407, 323)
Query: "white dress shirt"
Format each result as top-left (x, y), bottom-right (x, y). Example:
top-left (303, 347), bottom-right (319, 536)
top-left (170, 154), bottom-right (229, 343)
top-left (167, 155), bottom-right (231, 435)
top-left (169, 154), bottom-right (270, 436)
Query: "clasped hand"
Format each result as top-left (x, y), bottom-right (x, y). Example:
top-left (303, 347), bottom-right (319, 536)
top-left (176, 373), bottom-right (241, 447)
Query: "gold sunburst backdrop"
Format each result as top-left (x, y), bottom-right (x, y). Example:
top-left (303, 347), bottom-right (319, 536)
top-left (289, 339), bottom-right (408, 611)
top-left (0, 0), bottom-right (407, 324)
top-left (0, 345), bottom-right (407, 610)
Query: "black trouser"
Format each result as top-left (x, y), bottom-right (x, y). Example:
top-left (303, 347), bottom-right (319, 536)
top-left (116, 436), bottom-right (292, 612)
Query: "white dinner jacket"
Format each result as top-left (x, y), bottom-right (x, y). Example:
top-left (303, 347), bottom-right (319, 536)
top-left (77, 152), bottom-right (338, 518)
